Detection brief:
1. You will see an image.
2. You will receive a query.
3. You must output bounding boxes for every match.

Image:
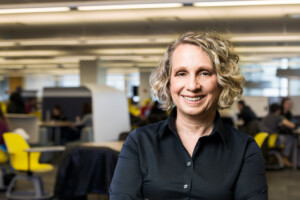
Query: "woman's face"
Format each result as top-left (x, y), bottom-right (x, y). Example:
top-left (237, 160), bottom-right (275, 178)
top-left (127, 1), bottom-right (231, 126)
top-left (284, 99), bottom-right (292, 111)
top-left (169, 44), bottom-right (221, 118)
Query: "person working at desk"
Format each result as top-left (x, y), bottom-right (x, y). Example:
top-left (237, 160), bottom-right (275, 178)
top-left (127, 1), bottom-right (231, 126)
top-left (110, 32), bottom-right (268, 199)
top-left (51, 105), bottom-right (66, 121)
top-left (259, 103), bottom-right (296, 168)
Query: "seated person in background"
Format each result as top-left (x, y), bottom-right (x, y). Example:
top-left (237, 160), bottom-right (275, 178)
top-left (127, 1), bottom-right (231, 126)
top-left (74, 102), bottom-right (93, 130)
top-left (259, 103), bottom-right (296, 167)
top-left (51, 105), bottom-right (66, 121)
top-left (280, 97), bottom-right (295, 134)
top-left (25, 97), bottom-right (37, 114)
top-left (6, 87), bottom-right (25, 114)
top-left (237, 100), bottom-right (258, 136)
top-left (147, 101), bottom-right (167, 123)
top-left (281, 97), bottom-right (293, 121)
top-left (66, 103), bottom-right (93, 143)
top-left (0, 107), bottom-right (9, 147)
top-left (140, 100), bottom-right (152, 120)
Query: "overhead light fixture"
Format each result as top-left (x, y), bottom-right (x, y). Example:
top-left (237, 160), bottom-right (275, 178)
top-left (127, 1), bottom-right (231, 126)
top-left (0, 41), bottom-right (16, 46)
top-left (230, 35), bottom-right (300, 42)
top-left (194, 0), bottom-right (300, 7)
top-left (0, 50), bottom-right (66, 57)
top-left (77, 3), bottom-right (183, 11)
top-left (20, 40), bottom-right (79, 46)
top-left (93, 48), bottom-right (165, 54)
top-left (0, 7), bottom-right (70, 14)
top-left (235, 46), bottom-right (300, 53)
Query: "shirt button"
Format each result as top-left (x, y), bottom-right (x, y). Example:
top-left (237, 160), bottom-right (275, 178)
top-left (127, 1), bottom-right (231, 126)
top-left (183, 184), bottom-right (188, 189)
top-left (186, 161), bottom-right (192, 167)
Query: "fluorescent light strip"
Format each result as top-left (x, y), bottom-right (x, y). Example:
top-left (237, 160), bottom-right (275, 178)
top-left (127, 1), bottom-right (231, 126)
top-left (0, 41), bottom-right (15, 46)
top-left (230, 35), bottom-right (300, 42)
top-left (235, 46), bottom-right (300, 53)
top-left (0, 7), bottom-right (70, 14)
top-left (194, 0), bottom-right (300, 7)
top-left (78, 3), bottom-right (183, 11)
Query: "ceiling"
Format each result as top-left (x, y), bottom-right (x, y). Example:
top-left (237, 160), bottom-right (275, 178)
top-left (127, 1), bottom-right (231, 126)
top-left (1, 0), bottom-right (300, 76)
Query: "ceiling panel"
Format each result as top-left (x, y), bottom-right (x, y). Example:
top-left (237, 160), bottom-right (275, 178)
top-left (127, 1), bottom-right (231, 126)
top-left (0, 0), bottom-right (300, 75)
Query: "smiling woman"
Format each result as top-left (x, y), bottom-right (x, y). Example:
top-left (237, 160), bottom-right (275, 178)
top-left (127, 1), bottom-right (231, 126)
top-left (109, 32), bottom-right (268, 200)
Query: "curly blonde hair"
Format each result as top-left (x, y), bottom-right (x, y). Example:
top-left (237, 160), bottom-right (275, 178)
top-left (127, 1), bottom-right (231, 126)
top-left (150, 31), bottom-right (245, 111)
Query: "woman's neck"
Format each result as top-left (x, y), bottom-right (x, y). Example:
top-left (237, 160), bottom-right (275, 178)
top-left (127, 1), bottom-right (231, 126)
top-left (175, 110), bottom-right (216, 138)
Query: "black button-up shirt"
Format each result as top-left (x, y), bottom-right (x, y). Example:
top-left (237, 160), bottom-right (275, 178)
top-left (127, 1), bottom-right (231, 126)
top-left (110, 109), bottom-right (268, 200)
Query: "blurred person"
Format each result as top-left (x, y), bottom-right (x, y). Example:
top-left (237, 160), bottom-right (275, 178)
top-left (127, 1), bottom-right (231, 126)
top-left (259, 103), bottom-right (296, 167)
top-left (147, 101), bottom-right (167, 123)
top-left (280, 97), bottom-right (295, 134)
top-left (281, 97), bottom-right (293, 121)
top-left (65, 102), bottom-right (93, 143)
top-left (74, 102), bottom-right (93, 130)
top-left (51, 104), bottom-right (66, 121)
top-left (110, 32), bottom-right (267, 199)
top-left (25, 97), bottom-right (37, 114)
top-left (0, 107), bottom-right (9, 146)
top-left (140, 100), bottom-right (152, 120)
top-left (6, 87), bottom-right (25, 114)
top-left (237, 100), bottom-right (259, 136)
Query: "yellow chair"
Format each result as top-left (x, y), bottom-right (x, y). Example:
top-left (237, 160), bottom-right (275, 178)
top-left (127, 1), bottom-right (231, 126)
top-left (254, 132), bottom-right (284, 170)
top-left (254, 132), bottom-right (269, 148)
top-left (3, 132), bottom-right (53, 200)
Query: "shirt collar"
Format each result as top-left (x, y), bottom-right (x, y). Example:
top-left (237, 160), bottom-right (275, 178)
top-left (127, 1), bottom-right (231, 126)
top-left (157, 107), bottom-right (230, 148)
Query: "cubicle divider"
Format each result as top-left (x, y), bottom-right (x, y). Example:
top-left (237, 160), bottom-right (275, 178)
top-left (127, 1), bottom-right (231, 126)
top-left (42, 85), bottom-right (131, 142)
top-left (42, 87), bottom-right (91, 121)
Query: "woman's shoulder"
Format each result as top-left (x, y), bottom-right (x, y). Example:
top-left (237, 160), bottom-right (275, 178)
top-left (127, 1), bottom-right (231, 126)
top-left (223, 123), bottom-right (258, 150)
top-left (128, 120), bottom-right (167, 141)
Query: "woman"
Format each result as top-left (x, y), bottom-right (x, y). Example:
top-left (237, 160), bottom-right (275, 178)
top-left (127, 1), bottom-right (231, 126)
top-left (110, 32), bottom-right (268, 199)
top-left (0, 107), bottom-right (9, 146)
top-left (280, 97), bottom-right (293, 121)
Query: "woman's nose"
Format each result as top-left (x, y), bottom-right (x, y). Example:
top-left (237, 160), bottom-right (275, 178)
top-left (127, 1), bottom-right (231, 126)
top-left (187, 76), bottom-right (201, 91)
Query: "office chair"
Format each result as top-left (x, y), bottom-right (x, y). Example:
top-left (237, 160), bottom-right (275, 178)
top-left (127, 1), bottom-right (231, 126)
top-left (3, 132), bottom-right (53, 200)
top-left (254, 132), bottom-right (284, 170)
top-left (80, 126), bottom-right (93, 143)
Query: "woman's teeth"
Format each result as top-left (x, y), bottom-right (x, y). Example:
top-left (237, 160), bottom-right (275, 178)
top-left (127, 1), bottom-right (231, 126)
top-left (184, 96), bottom-right (202, 101)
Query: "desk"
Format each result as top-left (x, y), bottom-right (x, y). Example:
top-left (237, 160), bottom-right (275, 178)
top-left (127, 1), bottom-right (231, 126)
top-left (24, 146), bottom-right (66, 173)
top-left (81, 141), bottom-right (124, 152)
top-left (39, 121), bottom-right (73, 145)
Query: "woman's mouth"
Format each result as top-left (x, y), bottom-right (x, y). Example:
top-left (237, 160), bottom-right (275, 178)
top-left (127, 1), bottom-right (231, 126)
top-left (182, 95), bottom-right (204, 102)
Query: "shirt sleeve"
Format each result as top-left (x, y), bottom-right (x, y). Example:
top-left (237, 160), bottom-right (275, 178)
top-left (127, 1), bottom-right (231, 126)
top-left (109, 130), bottom-right (144, 200)
top-left (234, 139), bottom-right (268, 200)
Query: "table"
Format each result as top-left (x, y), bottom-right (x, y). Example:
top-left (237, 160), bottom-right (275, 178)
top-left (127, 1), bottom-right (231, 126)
top-left (24, 146), bottom-right (66, 173)
top-left (81, 141), bottom-right (124, 152)
top-left (39, 121), bottom-right (74, 145)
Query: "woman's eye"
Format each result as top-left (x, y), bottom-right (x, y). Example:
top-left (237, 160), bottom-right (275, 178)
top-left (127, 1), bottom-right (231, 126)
top-left (199, 71), bottom-right (211, 76)
top-left (176, 72), bottom-right (186, 77)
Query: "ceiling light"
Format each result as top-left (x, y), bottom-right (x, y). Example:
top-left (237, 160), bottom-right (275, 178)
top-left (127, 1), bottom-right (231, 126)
top-left (20, 40), bottom-right (78, 46)
top-left (77, 3), bottom-right (183, 11)
top-left (230, 35), bottom-right (300, 42)
top-left (0, 41), bottom-right (16, 47)
top-left (235, 46), bottom-right (300, 53)
top-left (194, 0), bottom-right (300, 7)
top-left (93, 48), bottom-right (165, 54)
top-left (0, 50), bottom-right (66, 57)
top-left (0, 7), bottom-right (70, 14)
